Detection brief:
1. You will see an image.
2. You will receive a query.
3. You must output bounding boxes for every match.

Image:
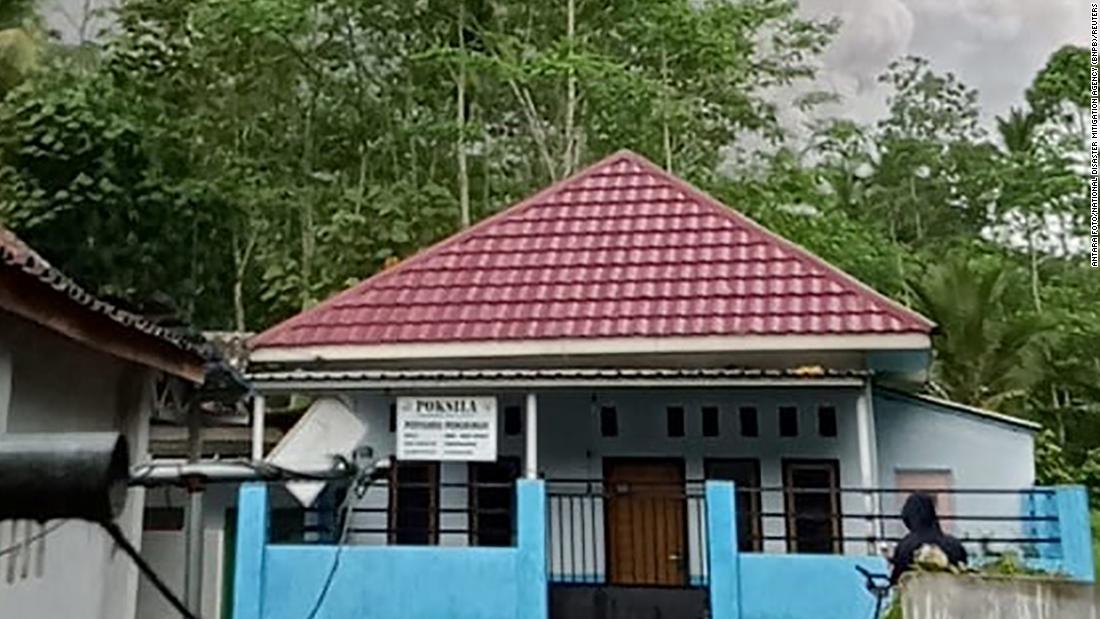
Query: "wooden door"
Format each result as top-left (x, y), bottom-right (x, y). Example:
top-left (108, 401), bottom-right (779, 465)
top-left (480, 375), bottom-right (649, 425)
top-left (604, 459), bottom-right (686, 586)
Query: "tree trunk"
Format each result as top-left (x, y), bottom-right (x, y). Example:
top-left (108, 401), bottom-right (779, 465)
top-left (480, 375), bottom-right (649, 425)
top-left (661, 48), bottom-right (672, 172)
top-left (562, 0), bottom-right (577, 175)
top-left (456, 3), bottom-right (471, 228)
top-left (1028, 216), bottom-right (1042, 312)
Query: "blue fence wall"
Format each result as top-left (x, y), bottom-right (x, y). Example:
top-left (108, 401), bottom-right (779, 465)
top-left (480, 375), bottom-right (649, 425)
top-left (232, 480), bottom-right (547, 619)
top-left (234, 480), bottom-right (1090, 619)
top-left (704, 481), bottom-right (1093, 619)
top-left (1024, 485), bottom-right (1095, 581)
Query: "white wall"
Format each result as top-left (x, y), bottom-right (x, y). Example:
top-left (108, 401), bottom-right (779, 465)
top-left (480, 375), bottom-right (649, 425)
top-left (874, 390), bottom-right (1036, 551)
top-left (139, 484), bottom-right (238, 619)
top-left (0, 311), bottom-right (155, 619)
top-left (339, 387), bottom-right (1039, 565)
top-left (345, 387), bottom-right (872, 581)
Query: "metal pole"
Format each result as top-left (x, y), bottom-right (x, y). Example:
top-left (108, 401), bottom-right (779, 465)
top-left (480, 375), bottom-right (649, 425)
top-left (129, 461), bottom-right (357, 486)
top-left (251, 394), bottom-right (266, 461)
top-left (524, 393), bottom-right (538, 479)
top-left (183, 409), bottom-right (203, 614)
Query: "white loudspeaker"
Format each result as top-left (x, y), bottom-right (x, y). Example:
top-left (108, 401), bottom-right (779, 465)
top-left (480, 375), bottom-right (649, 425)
top-left (266, 397), bottom-right (368, 506)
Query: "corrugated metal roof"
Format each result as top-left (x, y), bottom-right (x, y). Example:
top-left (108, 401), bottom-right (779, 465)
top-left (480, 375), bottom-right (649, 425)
top-left (0, 225), bottom-right (207, 359)
top-left (247, 367), bottom-right (871, 391)
top-left (253, 150), bottom-right (933, 350)
top-left (879, 388), bottom-right (1041, 432)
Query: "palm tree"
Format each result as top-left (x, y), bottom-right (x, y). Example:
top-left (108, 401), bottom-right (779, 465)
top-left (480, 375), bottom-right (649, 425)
top-left (995, 107), bottom-right (1048, 310)
top-left (908, 253), bottom-right (1047, 410)
top-left (996, 107), bottom-right (1040, 156)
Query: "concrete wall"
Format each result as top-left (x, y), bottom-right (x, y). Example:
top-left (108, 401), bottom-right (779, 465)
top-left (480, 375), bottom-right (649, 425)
top-left (705, 482), bottom-right (1093, 619)
top-left (233, 481), bottom-right (548, 619)
top-left (901, 573), bottom-right (1098, 619)
top-left (0, 310), bottom-right (155, 619)
top-left (706, 480), bottom-right (892, 619)
top-left (138, 484), bottom-right (240, 619)
top-left (738, 554), bottom-right (890, 619)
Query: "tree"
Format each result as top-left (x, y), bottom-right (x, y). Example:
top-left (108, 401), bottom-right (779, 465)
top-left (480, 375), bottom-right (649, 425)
top-left (0, 0), bottom-right (40, 98)
top-left (1, 0), bottom-right (839, 330)
top-left (1027, 45), bottom-right (1090, 126)
top-left (907, 252), bottom-right (1046, 410)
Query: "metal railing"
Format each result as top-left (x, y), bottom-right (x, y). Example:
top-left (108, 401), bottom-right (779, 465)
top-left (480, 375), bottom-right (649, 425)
top-left (546, 479), bottom-right (709, 587)
top-left (735, 486), bottom-right (1060, 560)
top-left (543, 481), bottom-right (1060, 587)
top-left (270, 479), bottom-right (518, 547)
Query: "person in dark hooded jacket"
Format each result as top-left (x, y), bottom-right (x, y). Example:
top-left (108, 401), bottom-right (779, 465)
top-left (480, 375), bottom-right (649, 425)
top-left (890, 492), bottom-right (968, 584)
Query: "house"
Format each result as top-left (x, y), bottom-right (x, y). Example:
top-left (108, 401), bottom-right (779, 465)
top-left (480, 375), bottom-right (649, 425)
top-left (236, 151), bottom-right (1092, 619)
top-left (0, 226), bottom-right (208, 619)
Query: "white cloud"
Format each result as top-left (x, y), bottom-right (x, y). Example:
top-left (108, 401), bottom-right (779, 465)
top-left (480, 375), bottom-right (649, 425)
top-left (798, 0), bottom-right (1087, 125)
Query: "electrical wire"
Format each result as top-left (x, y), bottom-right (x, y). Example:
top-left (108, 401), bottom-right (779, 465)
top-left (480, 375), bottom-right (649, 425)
top-left (0, 521), bottom-right (65, 558)
top-left (101, 520), bottom-right (201, 619)
top-left (303, 465), bottom-right (379, 619)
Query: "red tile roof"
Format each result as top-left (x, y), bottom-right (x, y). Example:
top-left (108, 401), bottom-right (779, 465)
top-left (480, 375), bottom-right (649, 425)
top-left (253, 151), bottom-right (932, 350)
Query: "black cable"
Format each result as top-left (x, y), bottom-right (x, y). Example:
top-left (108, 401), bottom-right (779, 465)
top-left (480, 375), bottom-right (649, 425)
top-left (101, 520), bottom-right (201, 619)
top-left (303, 468), bottom-right (378, 619)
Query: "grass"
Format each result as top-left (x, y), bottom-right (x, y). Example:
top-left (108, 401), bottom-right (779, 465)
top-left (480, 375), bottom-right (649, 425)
top-left (1092, 511), bottom-right (1100, 571)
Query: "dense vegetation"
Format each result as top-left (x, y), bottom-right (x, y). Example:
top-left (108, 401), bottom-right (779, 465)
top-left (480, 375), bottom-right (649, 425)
top-left (0, 1), bottom-right (1095, 488)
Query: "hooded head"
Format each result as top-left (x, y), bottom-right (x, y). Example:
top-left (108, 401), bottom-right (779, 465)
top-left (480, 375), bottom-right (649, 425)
top-left (901, 492), bottom-right (941, 534)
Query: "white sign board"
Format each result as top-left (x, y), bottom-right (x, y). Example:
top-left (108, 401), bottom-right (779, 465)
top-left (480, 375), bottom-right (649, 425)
top-left (396, 396), bottom-right (497, 462)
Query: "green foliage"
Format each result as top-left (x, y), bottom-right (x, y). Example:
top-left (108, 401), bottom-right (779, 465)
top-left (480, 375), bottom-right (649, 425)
top-left (1092, 512), bottom-right (1100, 573)
top-left (1036, 430), bottom-right (1078, 486)
top-left (0, 1), bottom-right (1094, 483)
top-left (0, 62), bottom-right (234, 322)
top-left (0, 0), bottom-right (36, 29)
top-left (907, 253), bottom-right (1047, 410)
top-left (1027, 45), bottom-right (1090, 122)
top-left (0, 26), bottom-right (37, 96)
top-left (0, 0), bottom-right (833, 329)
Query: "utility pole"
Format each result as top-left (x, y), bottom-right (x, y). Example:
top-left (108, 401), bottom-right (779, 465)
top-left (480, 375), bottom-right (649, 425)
top-left (183, 408), bottom-right (204, 615)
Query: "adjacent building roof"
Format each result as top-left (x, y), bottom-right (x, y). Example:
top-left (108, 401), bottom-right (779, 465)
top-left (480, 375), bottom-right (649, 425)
top-left (252, 151), bottom-right (932, 361)
top-left (0, 226), bottom-right (208, 382)
top-left (877, 388), bottom-right (1040, 432)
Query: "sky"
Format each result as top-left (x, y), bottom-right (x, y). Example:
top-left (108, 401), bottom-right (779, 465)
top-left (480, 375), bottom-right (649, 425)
top-left (798, 0), bottom-right (1088, 124)
top-left (43, 0), bottom-right (1087, 126)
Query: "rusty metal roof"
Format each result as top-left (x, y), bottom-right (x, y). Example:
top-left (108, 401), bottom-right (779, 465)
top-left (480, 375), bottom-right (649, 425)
top-left (253, 150), bottom-right (932, 351)
top-left (0, 225), bottom-right (208, 363)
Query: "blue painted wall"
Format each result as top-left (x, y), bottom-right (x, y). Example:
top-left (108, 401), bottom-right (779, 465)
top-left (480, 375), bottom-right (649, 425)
top-left (232, 480), bottom-right (547, 619)
top-left (702, 481), bottom-right (1093, 619)
top-left (706, 480), bottom-right (891, 619)
top-left (264, 545), bottom-right (518, 619)
top-left (738, 554), bottom-right (889, 619)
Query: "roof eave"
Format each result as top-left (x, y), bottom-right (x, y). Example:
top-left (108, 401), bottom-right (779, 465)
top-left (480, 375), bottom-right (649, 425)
top-left (250, 332), bottom-right (931, 365)
top-left (247, 367), bottom-right (871, 394)
top-left (0, 267), bottom-right (206, 383)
